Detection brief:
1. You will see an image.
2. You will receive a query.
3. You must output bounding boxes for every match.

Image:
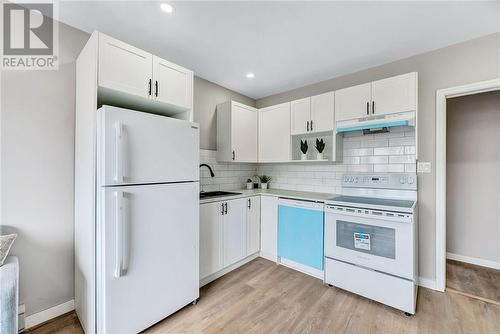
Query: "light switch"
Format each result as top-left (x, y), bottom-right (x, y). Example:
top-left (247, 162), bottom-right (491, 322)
top-left (417, 162), bottom-right (431, 173)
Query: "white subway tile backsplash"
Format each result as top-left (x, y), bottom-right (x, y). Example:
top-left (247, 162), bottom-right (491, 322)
top-left (202, 126), bottom-right (416, 195)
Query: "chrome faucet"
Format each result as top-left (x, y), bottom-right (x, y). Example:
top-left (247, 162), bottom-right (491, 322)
top-left (199, 164), bottom-right (215, 177)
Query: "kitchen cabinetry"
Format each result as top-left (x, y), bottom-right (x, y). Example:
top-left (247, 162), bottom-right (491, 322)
top-left (223, 199), bottom-right (247, 266)
top-left (200, 196), bottom-right (260, 281)
top-left (259, 103), bottom-right (291, 162)
top-left (217, 101), bottom-right (259, 163)
top-left (335, 73), bottom-right (417, 122)
top-left (97, 32), bottom-right (193, 116)
top-left (260, 196), bottom-right (278, 261)
top-left (246, 196), bottom-right (261, 256)
top-left (199, 202), bottom-right (223, 280)
top-left (291, 92), bottom-right (335, 134)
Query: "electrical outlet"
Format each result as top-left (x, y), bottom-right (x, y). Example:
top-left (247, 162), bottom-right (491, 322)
top-left (417, 162), bottom-right (431, 173)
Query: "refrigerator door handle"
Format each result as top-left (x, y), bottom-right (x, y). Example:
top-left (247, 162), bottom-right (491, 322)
top-left (114, 122), bottom-right (124, 183)
top-left (115, 191), bottom-right (129, 278)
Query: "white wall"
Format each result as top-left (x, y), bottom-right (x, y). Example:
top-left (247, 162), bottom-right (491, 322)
top-left (446, 91), bottom-right (500, 264)
top-left (258, 126), bottom-right (415, 193)
top-left (1, 23), bottom-right (88, 315)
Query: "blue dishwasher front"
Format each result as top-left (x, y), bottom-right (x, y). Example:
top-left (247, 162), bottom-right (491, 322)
top-left (278, 199), bottom-right (324, 271)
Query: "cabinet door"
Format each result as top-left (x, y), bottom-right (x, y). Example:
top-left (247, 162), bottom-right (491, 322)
top-left (311, 91), bottom-right (335, 132)
top-left (232, 103), bottom-right (258, 162)
top-left (291, 97), bottom-right (311, 135)
top-left (98, 33), bottom-right (153, 99)
top-left (334, 83), bottom-right (371, 121)
top-left (259, 103), bottom-right (291, 162)
top-left (371, 72), bottom-right (417, 116)
top-left (223, 198), bottom-right (247, 267)
top-left (153, 56), bottom-right (193, 111)
top-left (200, 202), bottom-right (223, 279)
top-left (260, 196), bottom-right (278, 261)
top-left (246, 196), bottom-right (261, 256)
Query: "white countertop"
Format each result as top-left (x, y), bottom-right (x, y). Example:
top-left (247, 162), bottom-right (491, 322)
top-left (200, 188), bottom-right (340, 204)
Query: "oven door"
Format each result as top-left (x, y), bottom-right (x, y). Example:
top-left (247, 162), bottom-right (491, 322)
top-left (325, 206), bottom-right (414, 280)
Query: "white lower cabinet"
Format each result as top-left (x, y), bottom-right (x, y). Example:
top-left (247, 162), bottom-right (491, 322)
top-left (199, 201), bottom-right (223, 279)
top-left (246, 196), bottom-right (261, 256)
top-left (260, 196), bottom-right (278, 261)
top-left (200, 196), bottom-right (261, 281)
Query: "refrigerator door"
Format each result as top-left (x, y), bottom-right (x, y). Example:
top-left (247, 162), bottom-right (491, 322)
top-left (99, 105), bottom-right (199, 186)
top-left (97, 182), bottom-right (199, 334)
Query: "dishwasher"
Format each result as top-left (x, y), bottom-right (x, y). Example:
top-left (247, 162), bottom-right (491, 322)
top-left (277, 198), bottom-right (324, 278)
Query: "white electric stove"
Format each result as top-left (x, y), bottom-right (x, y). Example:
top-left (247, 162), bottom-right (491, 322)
top-left (324, 173), bottom-right (418, 314)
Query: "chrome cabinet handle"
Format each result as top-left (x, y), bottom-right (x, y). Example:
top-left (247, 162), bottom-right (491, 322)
top-left (372, 101), bottom-right (375, 114)
top-left (366, 102), bottom-right (370, 115)
top-left (155, 80), bottom-right (158, 97)
top-left (248, 198), bottom-right (251, 209)
top-left (310, 120), bottom-right (313, 131)
top-left (148, 79), bottom-right (152, 96)
top-left (232, 150), bottom-right (235, 160)
top-left (221, 203), bottom-right (224, 215)
top-left (306, 121), bottom-right (310, 132)
top-left (224, 202), bottom-right (228, 214)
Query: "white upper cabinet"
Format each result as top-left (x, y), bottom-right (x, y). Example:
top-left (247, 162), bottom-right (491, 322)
top-left (98, 33), bottom-right (153, 99)
top-left (335, 83), bottom-right (372, 121)
top-left (259, 103), bottom-right (291, 162)
top-left (371, 72), bottom-right (417, 116)
top-left (217, 101), bottom-right (258, 163)
top-left (291, 98), bottom-right (311, 135)
top-left (97, 32), bottom-right (193, 115)
top-left (335, 73), bottom-right (418, 121)
top-left (153, 56), bottom-right (193, 111)
top-left (311, 91), bottom-right (335, 132)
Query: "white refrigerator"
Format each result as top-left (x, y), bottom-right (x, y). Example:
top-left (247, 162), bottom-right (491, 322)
top-left (94, 105), bottom-right (199, 333)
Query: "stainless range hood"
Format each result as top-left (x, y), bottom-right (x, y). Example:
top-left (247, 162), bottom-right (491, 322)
top-left (336, 111), bottom-right (415, 134)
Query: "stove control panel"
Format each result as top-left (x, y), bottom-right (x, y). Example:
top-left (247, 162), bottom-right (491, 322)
top-left (343, 173), bottom-right (417, 190)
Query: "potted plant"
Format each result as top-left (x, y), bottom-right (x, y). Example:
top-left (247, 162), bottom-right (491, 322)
top-left (300, 139), bottom-right (308, 160)
top-left (258, 175), bottom-right (272, 189)
top-left (246, 178), bottom-right (253, 190)
top-left (315, 138), bottom-right (326, 160)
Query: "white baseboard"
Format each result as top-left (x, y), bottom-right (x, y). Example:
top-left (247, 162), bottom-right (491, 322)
top-left (200, 253), bottom-right (259, 287)
top-left (25, 300), bottom-right (75, 329)
top-left (418, 276), bottom-right (436, 290)
top-left (447, 252), bottom-right (500, 270)
top-left (278, 257), bottom-right (323, 280)
top-left (259, 251), bottom-right (277, 262)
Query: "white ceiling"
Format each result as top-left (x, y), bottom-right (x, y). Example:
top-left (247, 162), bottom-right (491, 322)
top-left (58, 1), bottom-right (500, 99)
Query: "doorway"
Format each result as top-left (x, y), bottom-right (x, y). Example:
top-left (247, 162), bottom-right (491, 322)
top-left (444, 91), bottom-right (500, 303)
top-left (435, 78), bottom-right (500, 293)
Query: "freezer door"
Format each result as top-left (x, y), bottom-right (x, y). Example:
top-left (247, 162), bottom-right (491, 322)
top-left (97, 182), bottom-right (199, 334)
top-left (99, 105), bottom-right (199, 186)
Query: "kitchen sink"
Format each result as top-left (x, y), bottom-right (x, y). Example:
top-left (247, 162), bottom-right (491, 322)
top-left (199, 191), bottom-right (242, 199)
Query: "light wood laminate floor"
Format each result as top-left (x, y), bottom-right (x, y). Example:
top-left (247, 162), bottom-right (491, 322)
top-left (29, 258), bottom-right (500, 334)
top-left (446, 259), bottom-right (500, 302)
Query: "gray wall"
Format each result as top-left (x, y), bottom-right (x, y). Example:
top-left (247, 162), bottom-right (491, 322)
top-left (194, 77), bottom-right (255, 150)
top-left (446, 91), bottom-right (500, 263)
top-left (1, 23), bottom-right (88, 316)
top-left (0, 22), bottom-right (254, 316)
top-left (255, 32), bottom-right (500, 281)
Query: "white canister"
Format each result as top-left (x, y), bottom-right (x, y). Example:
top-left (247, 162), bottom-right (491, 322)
top-left (261, 183), bottom-right (268, 189)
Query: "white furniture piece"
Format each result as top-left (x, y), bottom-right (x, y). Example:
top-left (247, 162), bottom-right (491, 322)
top-left (95, 31), bottom-right (193, 120)
top-left (324, 173), bottom-right (418, 314)
top-left (0, 256), bottom-right (18, 334)
top-left (200, 196), bottom-right (261, 285)
top-left (216, 101), bottom-right (258, 162)
top-left (258, 102), bottom-right (291, 163)
top-left (260, 195), bottom-right (279, 261)
top-left (291, 92), bottom-right (335, 134)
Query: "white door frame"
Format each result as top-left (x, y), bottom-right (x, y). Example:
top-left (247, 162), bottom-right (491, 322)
top-left (435, 78), bottom-right (500, 292)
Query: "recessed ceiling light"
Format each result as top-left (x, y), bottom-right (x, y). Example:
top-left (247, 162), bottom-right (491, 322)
top-left (160, 3), bottom-right (174, 14)
top-left (246, 73), bottom-right (255, 79)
